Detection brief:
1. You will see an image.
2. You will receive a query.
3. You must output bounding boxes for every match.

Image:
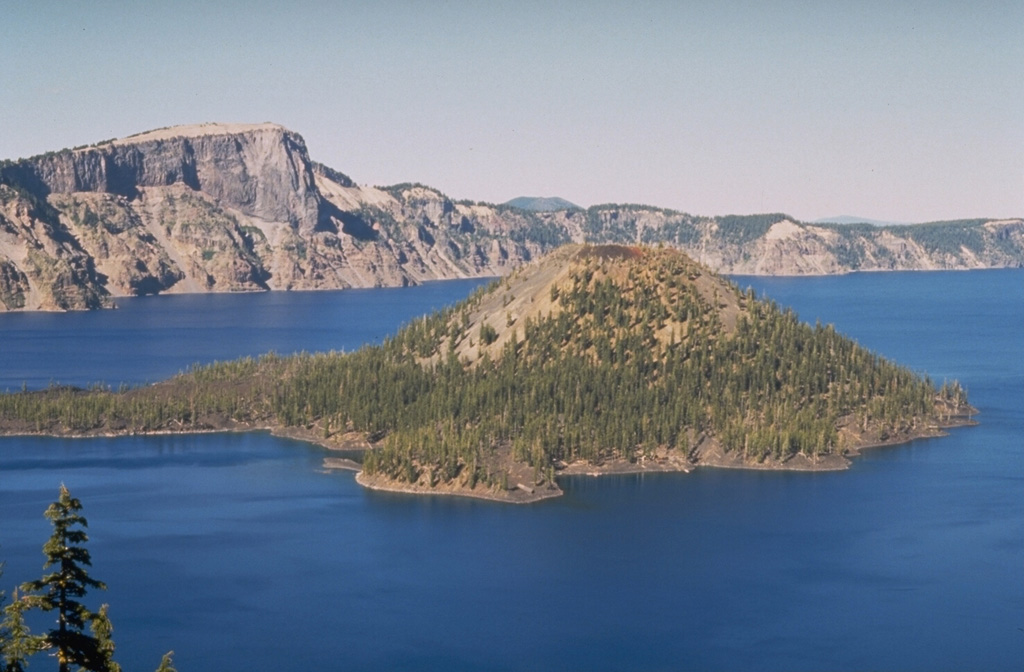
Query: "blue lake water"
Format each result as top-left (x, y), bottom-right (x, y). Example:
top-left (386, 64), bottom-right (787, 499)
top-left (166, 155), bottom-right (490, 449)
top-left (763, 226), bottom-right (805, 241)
top-left (0, 270), bottom-right (1021, 671)
top-left (0, 278), bottom-right (492, 390)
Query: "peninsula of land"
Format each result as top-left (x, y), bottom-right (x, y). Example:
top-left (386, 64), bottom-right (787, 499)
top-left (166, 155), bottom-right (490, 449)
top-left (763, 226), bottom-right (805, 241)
top-left (0, 245), bottom-right (975, 503)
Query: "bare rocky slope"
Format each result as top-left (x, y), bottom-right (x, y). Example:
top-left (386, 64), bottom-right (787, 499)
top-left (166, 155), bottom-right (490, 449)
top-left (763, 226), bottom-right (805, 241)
top-left (0, 122), bottom-right (1020, 311)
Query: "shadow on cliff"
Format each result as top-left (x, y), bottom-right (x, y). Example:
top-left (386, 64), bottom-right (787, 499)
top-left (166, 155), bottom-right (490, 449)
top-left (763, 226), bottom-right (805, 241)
top-left (0, 162), bottom-right (59, 219)
top-left (318, 201), bottom-right (378, 241)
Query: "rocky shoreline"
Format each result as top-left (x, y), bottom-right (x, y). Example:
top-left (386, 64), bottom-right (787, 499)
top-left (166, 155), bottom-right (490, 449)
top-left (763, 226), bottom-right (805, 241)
top-left (325, 415), bottom-right (978, 504)
top-left (0, 409), bottom-right (977, 505)
top-left (355, 471), bottom-right (563, 504)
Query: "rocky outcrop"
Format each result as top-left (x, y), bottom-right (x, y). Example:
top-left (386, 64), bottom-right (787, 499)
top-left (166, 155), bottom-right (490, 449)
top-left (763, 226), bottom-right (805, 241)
top-left (0, 124), bottom-right (560, 309)
top-left (0, 185), bottom-right (109, 310)
top-left (0, 122), bottom-right (1020, 311)
top-left (8, 123), bottom-right (323, 234)
top-left (555, 208), bottom-right (1024, 275)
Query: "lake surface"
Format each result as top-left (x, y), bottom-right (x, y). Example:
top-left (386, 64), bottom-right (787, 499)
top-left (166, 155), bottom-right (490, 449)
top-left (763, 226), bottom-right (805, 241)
top-left (0, 278), bottom-right (492, 390)
top-left (0, 270), bottom-right (1021, 671)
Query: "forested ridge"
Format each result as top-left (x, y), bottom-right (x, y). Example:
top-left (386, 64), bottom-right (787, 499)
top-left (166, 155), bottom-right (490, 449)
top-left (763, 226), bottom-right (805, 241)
top-left (0, 245), bottom-right (972, 500)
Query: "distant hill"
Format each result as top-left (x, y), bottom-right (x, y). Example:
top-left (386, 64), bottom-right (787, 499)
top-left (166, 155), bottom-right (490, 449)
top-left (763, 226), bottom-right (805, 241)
top-left (815, 215), bottom-right (907, 226)
top-left (503, 196), bottom-right (581, 211)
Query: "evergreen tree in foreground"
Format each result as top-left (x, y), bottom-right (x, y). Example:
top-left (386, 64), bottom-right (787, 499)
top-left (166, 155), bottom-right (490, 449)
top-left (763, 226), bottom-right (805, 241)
top-left (89, 605), bottom-right (120, 672)
top-left (2, 487), bottom-right (176, 671)
top-left (154, 651), bottom-right (177, 672)
top-left (21, 484), bottom-right (107, 672)
top-left (1, 588), bottom-right (44, 672)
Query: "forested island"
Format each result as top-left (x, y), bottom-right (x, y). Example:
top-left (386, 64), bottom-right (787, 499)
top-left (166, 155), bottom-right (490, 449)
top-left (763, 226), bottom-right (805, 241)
top-left (0, 245), bottom-right (975, 502)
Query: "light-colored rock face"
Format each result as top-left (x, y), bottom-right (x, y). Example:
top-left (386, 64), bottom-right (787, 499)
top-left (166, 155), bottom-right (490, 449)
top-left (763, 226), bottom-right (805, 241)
top-left (23, 124), bottom-right (323, 234)
top-left (108, 122), bottom-right (284, 145)
top-left (571, 210), bottom-right (1024, 276)
top-left (0, 186), bottom-right (110, 310)
top-left (0, 122), bottom-right (1020, 311)
top-left (0, 124), bottom-right (560, 309)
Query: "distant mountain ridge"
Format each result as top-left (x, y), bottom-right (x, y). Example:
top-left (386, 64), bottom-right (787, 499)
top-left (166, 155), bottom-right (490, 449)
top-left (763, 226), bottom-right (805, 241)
top-left (0, 122), bottom-right (1021, 311)
top-left (814, 215), bottom-right (908, 226)
top-left (502, 196), bottom-right (581, 212)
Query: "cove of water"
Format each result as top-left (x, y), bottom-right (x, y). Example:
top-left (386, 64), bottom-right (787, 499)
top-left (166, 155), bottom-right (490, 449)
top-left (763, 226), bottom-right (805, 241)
top-left (0, 270), bottom-right (1021, 671)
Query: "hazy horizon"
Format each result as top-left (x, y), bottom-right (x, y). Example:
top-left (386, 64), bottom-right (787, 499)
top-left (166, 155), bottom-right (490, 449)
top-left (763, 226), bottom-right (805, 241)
top-left (2, 1), bottom-right (1020, 223)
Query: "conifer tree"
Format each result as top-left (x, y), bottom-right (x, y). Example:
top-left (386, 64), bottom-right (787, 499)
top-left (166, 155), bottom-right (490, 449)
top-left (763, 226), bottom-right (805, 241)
top-left (89, 604), bottom-right (120, 672)
top-left (21, 484), bottom-right (106, 672)
top-left (0, 563), bottom-right (5, 666)
top-left (154, 650), bottom-right (177, 672)
top-left (1, 588), bottom-right (43, 672)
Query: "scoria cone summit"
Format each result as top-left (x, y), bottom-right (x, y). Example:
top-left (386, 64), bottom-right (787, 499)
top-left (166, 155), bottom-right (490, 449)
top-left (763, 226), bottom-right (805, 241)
top-left (0, 122), bottom-right (1020, 311)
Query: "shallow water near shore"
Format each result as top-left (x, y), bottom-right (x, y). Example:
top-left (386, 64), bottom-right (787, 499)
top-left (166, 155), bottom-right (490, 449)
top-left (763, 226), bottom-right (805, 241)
top-left (0, 269), bottom-right (1021, 671)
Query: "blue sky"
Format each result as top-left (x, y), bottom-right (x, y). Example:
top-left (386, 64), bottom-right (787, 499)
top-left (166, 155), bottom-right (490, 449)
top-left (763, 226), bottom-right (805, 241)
top-left (1, 0), bottom-right (1020, 222)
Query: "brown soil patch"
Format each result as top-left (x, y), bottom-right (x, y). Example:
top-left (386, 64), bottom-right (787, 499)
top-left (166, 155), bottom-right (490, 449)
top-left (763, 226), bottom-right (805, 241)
top-left (576, 244), bottom-right (645, 261)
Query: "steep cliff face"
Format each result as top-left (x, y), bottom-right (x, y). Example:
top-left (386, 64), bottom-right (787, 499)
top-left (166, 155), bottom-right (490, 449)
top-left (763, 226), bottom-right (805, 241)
top-left (0, 123), bottom-right (559, 309)
top-left (0, 185), bottom-right (109, 310)
top-left (568, 208), bottom-right (1024, 275)
top-left (0, 122), bottom-right (1020, 311)
top-left (12, 123), bottom-right (323, 234)
top-left (316, 180), bottom-right (556, 284)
